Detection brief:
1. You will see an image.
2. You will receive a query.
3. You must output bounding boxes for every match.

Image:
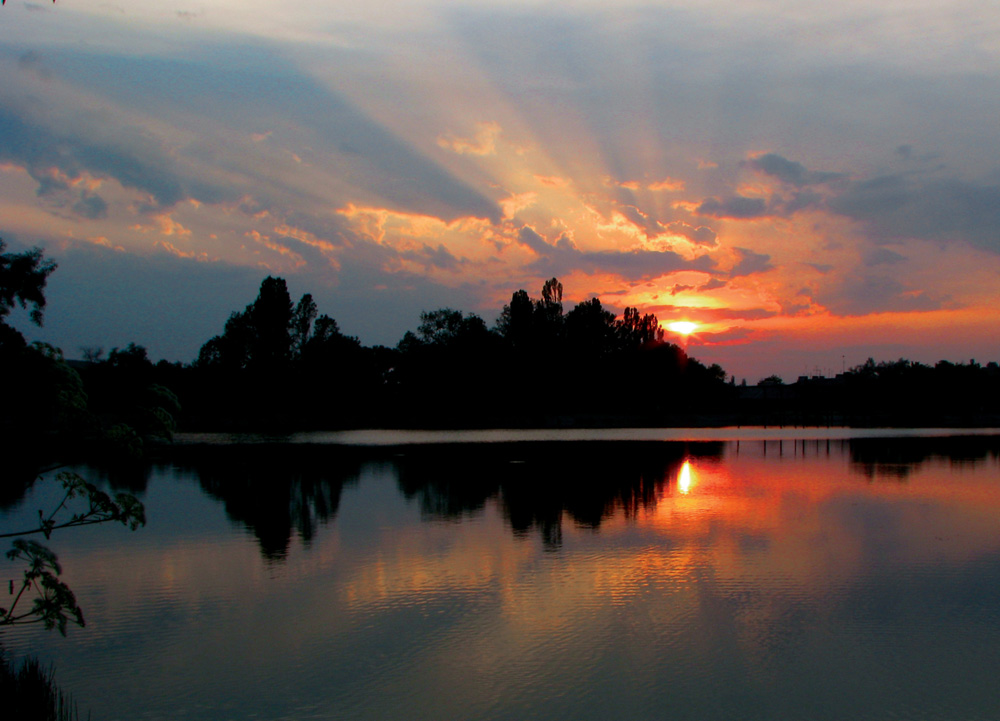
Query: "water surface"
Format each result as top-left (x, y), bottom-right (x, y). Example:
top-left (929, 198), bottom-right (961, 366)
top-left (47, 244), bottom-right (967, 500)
top-left (3, 433), bottom-right (1000, 720)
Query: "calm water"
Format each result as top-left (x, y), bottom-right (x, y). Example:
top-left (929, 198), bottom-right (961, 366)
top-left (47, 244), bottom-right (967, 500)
top-left (4, 431), bottom-right (1000, 720)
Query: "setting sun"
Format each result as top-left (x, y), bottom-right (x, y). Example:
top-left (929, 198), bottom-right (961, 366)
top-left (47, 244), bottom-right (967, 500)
top-left (667, 321), bottom-right (699, 336)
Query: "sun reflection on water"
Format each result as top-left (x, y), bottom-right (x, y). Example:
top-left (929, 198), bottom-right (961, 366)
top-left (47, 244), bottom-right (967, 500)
top-left (678, 460), bottom-right (693, 494)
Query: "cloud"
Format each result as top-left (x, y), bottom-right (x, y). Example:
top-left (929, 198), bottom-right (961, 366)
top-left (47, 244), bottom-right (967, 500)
top-left (648, 177), bottom-right (685, 192)
top-left (746, 153), bottom-right (844, 187)
top-left (531, 176), bottom-right (565, 190)
top-left (72, 193), bottom-right (109, 219)
top-left (605, 177), bottom-right (641, 191)
top-left (828, 174), bottom-right (1000, 253)
top-left (1, 46), bottom-right (501, 224)
top-left (864, 248), bottom-right (907, 266)
top-left (437, 122), bottom-right (502, 156)
top-left (500, 192), bottom-right (537, 219)
top-left (783, 190), bottom-right (824, 213)
top-left (697, 278), bottom-right (727, 292)
top-left (666, 221), bottom-right (717, 247)
top-left (698, 326), bottom-right (756, 346)
top-left (649, 304), bottom-right (777, 322)
top-left (817, 275), bottom-right (945, 315)
top-left (516, 224), bottom-right (715, 281)
top-left (131, 213), bottom-right (191, 237)
top-left (730, 247), bottom-right (773, 277)
top-left (695, 195), bottom-right (768, 219)
top-left (399, 243), bottom-right (464, 271)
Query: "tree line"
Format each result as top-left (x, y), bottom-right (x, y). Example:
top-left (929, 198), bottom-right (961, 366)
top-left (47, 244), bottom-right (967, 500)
top-left (175, 274), bottom-right (730, 429)
top-left (4, 239), bottom-right (1000, 437)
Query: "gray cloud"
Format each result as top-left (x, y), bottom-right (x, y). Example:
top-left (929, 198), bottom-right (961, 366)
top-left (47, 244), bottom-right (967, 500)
top-left (864, 248), bottom-right (907, 266)
top-left (399, 243), bottom-right (464, 271)
top-left (828, 174), bottom-right (1000, 253)
top-left (806, 263), bottom-right (834, 274)
top-left (746, 153), bottom-right (844, 187)
top-left (667, 221), bottom-right (717, 246)
top-left (697, 278), bottom-right (728, 291)
top-left (817, 275), bottom-right (944, 316)
top-left (617, 204), bottom-right (663, 237)
top-left (730, 247), bottom-right (773, 277)
top-left (783, 190), bottom-right (824, 214)
top-left (72, 193), bottom-right (109, 219)
top-left (695, 195), bottom-right (769, 219)
top-left (0, 104), bottom-right (190, 210)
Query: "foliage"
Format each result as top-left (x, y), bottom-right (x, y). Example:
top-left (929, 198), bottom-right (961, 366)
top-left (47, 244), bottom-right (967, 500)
top-left (2, 540), bottom-right (83, 636)
top-left (757, 375), bottom-right (785, 386)
top-left (0, 472), bottom-right (145, 635)
top-left (0, 239), bottom-right (57, 328)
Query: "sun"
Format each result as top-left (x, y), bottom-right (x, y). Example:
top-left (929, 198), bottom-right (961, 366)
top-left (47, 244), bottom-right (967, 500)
top-left (666, 321), bottom-right (698, 336)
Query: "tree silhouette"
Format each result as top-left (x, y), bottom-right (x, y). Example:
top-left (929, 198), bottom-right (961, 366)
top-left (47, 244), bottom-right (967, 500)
top-left (290, 293), bottom-right (318, 358)
top-left (565, 297), bottom-right (616, 357)
top-left (496, 288), bottom-right (534, 350)
top-left (196, 276), bottom-right (296, 371)
top-left (0, 239), bottom-right (57, 351)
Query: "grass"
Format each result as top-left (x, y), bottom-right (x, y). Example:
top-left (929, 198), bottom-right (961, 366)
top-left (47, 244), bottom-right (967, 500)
top-left (0, 648), bottom-right (86, 721)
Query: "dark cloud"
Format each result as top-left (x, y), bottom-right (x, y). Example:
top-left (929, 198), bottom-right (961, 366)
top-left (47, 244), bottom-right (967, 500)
top-left (828, 174), bottom-right (1000, 253)
top-left (864, 248), bottom-right (907, 266)
top-left (0, 104), bottom-right (190, 210)
top-left (783, 190), bottom-right (824, 214)
top-left (618, 204), bottom-right (662, 237)
top-left (697, 278), bottom-right (727, 292)
top-left (730, 247), bottom-right (773, 277)
top-left (517, 225), bottom-right (549, 254)
top-left (817, 275), bottom-right (944, 316)
top-left (746, 153), bottom-right (844, 187)
top-left (667, 221), bottom-right (717, 246)
top-left (72, 193), bottom-right (109, 219)
top-left (806, 263), bottom-right (834, 274)
top-left (695, 195), bottom-right (768, 219)
top-left (399, 243), bottom-right (464, 271)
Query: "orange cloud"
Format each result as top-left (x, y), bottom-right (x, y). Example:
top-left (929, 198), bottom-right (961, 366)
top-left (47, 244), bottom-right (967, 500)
top-left (437, 121), bottom-right (502, 156)
top-left (130, 213), bottom-right (192, 237)
top-left (648, 177), bottom-right (686, 192)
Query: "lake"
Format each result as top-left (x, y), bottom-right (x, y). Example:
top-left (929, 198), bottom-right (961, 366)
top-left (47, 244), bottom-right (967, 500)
top-left (3, 429), bottom-right (1000, 720)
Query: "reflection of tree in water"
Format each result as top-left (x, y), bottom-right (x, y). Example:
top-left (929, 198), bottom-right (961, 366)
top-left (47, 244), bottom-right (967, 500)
top-left (849, 436), bottom-right (1000, 481)
top-left (394, 442), bottom-right (725, 549)
top-left (0, 459), bottom-right (43, 511)
top-left (176, 446), bottom-right (361, 561)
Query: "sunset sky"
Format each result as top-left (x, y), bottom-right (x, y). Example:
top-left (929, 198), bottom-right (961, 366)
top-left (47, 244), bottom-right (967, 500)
top-left (3, 0), bottom-right (1000, 381)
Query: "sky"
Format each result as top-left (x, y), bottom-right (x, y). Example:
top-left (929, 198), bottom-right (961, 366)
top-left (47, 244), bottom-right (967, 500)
top-left (2, 0), bottom-right (1000, 381)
